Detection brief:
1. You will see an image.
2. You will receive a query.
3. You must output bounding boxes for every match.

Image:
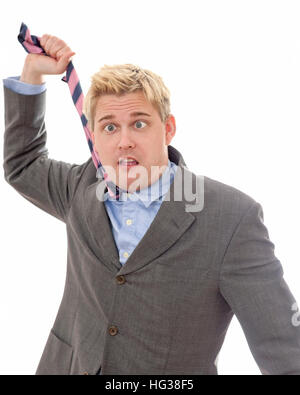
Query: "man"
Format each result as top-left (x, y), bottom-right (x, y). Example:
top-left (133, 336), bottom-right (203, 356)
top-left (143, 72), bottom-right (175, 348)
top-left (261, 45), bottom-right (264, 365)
top-left (3, 34), bottom-right (300, 375)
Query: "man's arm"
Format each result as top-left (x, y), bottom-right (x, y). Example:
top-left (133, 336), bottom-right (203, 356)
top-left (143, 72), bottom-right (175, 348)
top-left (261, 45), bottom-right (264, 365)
top-left (3, 34), bottom-right (86, 223)
top-left (219, 201), bottom-right (300, 375)
top-left (3, 85), bottom-right (89, 222)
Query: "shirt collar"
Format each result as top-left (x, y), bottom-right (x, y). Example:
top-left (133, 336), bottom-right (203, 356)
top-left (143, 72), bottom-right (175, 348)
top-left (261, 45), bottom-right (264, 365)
top-left (104, 159), bottom-right (178, 208)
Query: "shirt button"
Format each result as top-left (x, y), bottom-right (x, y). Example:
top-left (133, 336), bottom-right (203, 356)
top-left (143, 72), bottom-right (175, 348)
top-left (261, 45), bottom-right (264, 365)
top-left (116, 275), bottom-right (126, 285)
top-left (108, 325), bottom-right (118, 336)
top-left (123, 252), bottom-right (129, 258)
top-left (126, 219), bottom-right (133, 226)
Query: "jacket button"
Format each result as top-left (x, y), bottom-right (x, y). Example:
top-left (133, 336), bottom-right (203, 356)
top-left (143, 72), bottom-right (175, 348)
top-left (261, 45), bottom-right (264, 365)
top-left (108, 325), bottom-right (118, 336)
top-left (116, 275), bottom-right (126, 285)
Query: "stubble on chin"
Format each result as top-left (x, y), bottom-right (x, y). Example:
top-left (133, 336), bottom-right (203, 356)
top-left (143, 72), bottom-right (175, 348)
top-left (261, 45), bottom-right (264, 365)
top-left (103, 163), bottom-right (169, 193)
top-left (120, 163), bottom-right (169, 192)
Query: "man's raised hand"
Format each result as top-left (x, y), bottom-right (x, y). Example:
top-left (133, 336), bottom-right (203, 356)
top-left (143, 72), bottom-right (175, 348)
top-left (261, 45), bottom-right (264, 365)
top-left (20, 34), bottom-right (75, 85)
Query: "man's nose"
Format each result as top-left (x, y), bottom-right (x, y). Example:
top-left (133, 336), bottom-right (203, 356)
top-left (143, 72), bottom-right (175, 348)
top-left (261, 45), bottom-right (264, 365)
top-left (118, 128), bottom-right (136, 150)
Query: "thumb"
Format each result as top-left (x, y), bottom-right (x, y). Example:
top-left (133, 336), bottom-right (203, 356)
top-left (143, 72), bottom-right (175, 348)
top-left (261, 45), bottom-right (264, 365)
top-left (56, 51), bottom-right (76, 74)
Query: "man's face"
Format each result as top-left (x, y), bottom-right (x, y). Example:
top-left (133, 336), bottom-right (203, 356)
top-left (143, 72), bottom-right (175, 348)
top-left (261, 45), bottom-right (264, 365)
top-left (91, 90), bottom-right (176, 193)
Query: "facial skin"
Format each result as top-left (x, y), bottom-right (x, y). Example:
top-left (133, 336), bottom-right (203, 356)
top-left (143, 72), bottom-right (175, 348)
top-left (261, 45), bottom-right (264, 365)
top-left (91, 90), bottom-right (176, 193)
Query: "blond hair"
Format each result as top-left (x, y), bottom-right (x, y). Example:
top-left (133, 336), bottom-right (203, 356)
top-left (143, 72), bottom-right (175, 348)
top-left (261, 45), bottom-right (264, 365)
top-left (83, 64), bottom-right (171, 131)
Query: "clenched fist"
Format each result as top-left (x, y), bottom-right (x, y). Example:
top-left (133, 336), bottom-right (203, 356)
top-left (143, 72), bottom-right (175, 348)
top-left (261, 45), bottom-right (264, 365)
top-left (20, 34), bottom-right (75, 85)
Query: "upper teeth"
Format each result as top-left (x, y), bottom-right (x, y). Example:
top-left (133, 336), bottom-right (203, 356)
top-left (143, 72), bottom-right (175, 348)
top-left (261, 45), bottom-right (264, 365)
top-left (121, 159), bottom-right (136, 163)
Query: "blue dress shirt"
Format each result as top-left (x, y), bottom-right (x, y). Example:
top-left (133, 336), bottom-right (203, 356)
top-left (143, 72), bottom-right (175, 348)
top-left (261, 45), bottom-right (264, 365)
top-left (3, 76), bottom-right (46, 95)
top-left (3, 76), bottom-right (178, 265)
top-left (103, 160), bottom-right (177, 265)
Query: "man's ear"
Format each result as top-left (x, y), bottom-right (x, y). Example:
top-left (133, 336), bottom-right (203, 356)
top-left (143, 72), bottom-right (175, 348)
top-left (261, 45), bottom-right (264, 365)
top-left (165, 114), bottom-right (176, 145)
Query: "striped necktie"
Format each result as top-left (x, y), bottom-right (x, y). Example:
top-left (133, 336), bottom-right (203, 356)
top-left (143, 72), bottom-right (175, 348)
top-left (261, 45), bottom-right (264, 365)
top-left (17, 22), bottom-right (121, 200)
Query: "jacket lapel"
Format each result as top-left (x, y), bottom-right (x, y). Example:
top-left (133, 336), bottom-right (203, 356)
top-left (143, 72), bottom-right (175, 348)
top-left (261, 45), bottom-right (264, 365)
top-left (118, 167), bottom-right (196, 275)
top-left (84, 182), bottom-right (122, 273)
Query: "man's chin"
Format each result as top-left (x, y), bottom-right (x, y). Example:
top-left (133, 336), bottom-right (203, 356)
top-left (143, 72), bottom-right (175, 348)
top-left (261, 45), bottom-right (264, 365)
top-left (106, 163), bottom-right (165, 192)
top-left (117, 179), bottom-right (146, 193)
top-left (116, 168), bottom-right (150, 193)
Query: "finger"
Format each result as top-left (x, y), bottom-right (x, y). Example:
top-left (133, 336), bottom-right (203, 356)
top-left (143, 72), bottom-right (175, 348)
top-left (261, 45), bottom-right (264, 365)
top-left (40, 34), bottom-right (55, 53)
top-left (45, 36), bottom-right (64, 57)
top-left (41, 35), bottom-right (71, 60)
top-left (43, 36), bottom-right (64, 57)
top-left (48, 40), bottom-right (67, 59)
top-left (40, 34), bottom-right (51, 48)
top-left (43, 35), bottom-right (56, 55)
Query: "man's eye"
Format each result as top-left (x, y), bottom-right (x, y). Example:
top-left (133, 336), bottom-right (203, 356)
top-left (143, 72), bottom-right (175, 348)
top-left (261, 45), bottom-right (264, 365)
top-left (135, 120), bottom-right (147, 129)
top-left (104, 124), bottom-right (116, 133)
top-left (103, 121), bottom-right (146, 133)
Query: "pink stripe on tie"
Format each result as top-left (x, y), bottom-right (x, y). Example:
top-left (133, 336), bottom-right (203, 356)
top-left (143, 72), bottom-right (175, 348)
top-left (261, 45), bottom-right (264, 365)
top-left (83, 125), bottom-right (92, 141)
top-left (68, 68), bottom-right (78, 96)
top-left (83, 126), bottom-right (99, 168)
top-left (75, 92), bottom-right (84, 114)
top-left (23, 41), bottom-right (43, 54)
top-left (25, 27), bottom-right (34, 45)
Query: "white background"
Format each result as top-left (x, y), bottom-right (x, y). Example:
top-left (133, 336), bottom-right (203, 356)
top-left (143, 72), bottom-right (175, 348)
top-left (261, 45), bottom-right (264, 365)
top-left (0, 0), bottom-right (300, 375)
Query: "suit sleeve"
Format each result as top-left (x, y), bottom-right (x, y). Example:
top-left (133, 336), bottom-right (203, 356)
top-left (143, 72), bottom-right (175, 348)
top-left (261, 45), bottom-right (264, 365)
top-left (219, 201), bottom-right (300, 375)
top-left (3, 85), bottom-right (89, 223)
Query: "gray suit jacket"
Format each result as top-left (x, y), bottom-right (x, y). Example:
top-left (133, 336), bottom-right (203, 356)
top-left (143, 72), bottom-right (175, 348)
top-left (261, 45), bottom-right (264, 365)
top-left (3, 86), bottom-right (300, 375)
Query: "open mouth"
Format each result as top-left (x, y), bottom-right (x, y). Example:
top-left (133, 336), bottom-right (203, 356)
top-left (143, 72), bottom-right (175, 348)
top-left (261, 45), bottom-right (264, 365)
top-left (118, 159), bottom-right (140, 167)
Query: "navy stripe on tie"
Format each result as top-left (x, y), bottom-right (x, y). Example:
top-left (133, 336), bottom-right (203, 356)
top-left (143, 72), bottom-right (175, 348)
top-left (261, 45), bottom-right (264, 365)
top-left (81, 114), bottom-right (88, 126)
top-left (66, 62), bottom-right (74, 82)
top-left (32, 34), bottom-right (43, 48)
top-left (72, 82), bottom-right (82, 105)
top-left (88, 138), bottom-right (94, 152)
top-left (18, 23), bottom-right (27, 45)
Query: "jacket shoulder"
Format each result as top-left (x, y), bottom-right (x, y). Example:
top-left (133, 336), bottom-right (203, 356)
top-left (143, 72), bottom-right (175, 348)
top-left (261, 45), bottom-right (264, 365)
top-left (203, 174), bottom-right (259, 216)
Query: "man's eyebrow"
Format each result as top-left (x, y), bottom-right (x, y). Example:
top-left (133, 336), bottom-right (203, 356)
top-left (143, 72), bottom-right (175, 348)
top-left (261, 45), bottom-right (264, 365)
top-left (97, 112), bottom-right (152, 123)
